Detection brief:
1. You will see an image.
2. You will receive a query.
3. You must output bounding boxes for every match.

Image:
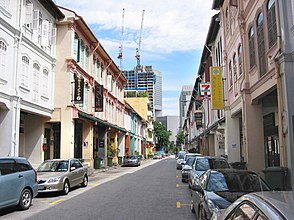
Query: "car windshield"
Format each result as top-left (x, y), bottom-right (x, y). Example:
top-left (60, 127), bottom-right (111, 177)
top-left (126, 155), bottom-right (136, 160)
top-left (178, 154), bottom-right (185, 159)
top-left (186, 157), bottom-right (195, 166)
top-left (206, 172), bottom-right (270, 192)
top-left (195, 158), bottom-right (230, 171)
top-left (37, 160), bottom-right (69, 172)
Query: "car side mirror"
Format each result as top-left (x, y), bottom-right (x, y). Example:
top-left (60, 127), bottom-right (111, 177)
top-left (191, 184), bottom-right (203, 194)
top-left (70, 166), bottom-right (76, 171)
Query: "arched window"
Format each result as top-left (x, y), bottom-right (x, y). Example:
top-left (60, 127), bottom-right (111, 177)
top-left (248, 26), bottom-right (255, 69)
top-left (267, 0), bottom-right (277, 48)
top-left (257, 12), bottom-right (266, 76)
top-left (21, 55), bottom-right (30, 88)
top-left (238, 45), bottom-right (243, 76)
top-left (229, 60), bottom-right (233, 87)
top-left (233, 53), bottom-right (237, 82)
top-left (0, 40), bottom-right (7, 79)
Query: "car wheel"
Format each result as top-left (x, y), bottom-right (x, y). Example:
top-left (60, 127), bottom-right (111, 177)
top-left (62, 180), bottom-right (70, 195)
top-left (191, 203), bottom-right (195, 214)
top-left (198, 206), bottom-right (207, 220)
top-left (81, 175), bottom-right (88, 187)
top-left (18, 188), bottom-right (32, 210)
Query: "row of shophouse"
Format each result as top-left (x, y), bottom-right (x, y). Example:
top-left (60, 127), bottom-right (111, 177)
top-left (0, 0), bottom-right (155, 169)
top-left (184, 0), bottom-right (294, 190)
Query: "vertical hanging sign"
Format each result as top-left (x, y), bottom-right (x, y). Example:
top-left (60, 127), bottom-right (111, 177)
top-left (95, 84), bottom-right (104, 112)
top-left (210, 66), bottom-right (224, 109)
top-left (74, 78), bottom-right (84, 104)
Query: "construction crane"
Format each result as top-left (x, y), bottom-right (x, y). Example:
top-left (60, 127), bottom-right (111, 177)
top-left (117, 8), bottom-right (125, 70)
top-left (135, 10), bottom-right (145, 67)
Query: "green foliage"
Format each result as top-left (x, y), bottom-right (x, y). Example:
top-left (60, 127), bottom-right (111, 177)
top-left (176, 130), bottom-right (184, 147)
top-left (153, 120), bottom-right (172, 152)
top-left (124, 91), bottom-right (149, 98)
top-left (107, 143), bottom-right (116, 157)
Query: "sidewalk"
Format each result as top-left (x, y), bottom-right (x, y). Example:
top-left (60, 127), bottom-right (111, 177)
top-left (87, 158), bottom-right (155, 177)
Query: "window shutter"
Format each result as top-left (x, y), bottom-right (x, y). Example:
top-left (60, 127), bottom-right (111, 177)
top-left (51, 27), bottom-right (56, 45)
top-left (41, 20), bottom-right (49, 46)
top-left (0, 49), bottom-right (5, 78)
top-left (73, 35), bottom-right (78, 61)
top-left (25, 3), bottom-right (33, 29)
top-left (48, 22), bottom-right (52, 45)
top-left (32, 10), bottom-right (39, 30)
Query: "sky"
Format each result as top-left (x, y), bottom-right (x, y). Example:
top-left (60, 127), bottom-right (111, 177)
top-left (55, 0), bottom-right (216, 116)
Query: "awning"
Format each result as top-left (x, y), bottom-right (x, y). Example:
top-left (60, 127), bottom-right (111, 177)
top-left (78, 111), bottom-right (127, 133)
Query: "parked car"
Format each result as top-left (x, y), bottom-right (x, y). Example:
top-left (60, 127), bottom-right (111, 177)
top-left (191, 169), bottom-right (271, 220)
top-left (153, 154), bottom-right (162, 159)
top-left (181, 157), bottom-right (196, 183)
top-left (122, 155), bottom-right (141, 167)
top-left (37, 158), bottom-right (88, 195)
top-left (176, 151), bottom-right (187, 170)
top-left (189, 156), bottom-right (231, 189)
top-left (0, 157), bottom-right (38, 210)
top-left (211, 190), bottom-right (294, 220)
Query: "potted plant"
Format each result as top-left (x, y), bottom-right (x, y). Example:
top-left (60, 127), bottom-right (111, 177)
top-left (107, 143), bottom-right (116, 167)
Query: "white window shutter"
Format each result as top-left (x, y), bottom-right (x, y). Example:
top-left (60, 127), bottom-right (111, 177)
top-left (41, 20), bottom-right (49, 47)
top-left (51, 27), bottom-right (56, 45)
top-left (48, 22), bottom-right (52, 45)
top-left (25, 3), bottom-right (33, 29)
top-left (32, 10), bottom-right (39, 30)
top-left (107, 75), bottom-right (112, 91)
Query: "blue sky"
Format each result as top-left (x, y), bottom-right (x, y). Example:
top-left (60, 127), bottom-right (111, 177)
top-left (55, 0), bottom-right (216, 116)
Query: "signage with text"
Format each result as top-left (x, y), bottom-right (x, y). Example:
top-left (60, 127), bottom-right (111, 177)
top-left (74, 78), bottom-right (84, 104)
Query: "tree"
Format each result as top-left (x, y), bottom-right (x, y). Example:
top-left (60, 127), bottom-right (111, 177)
top-left (176, 130), bottom-right (184, 152)
top-left (153, 120), bottom-right (172, 152)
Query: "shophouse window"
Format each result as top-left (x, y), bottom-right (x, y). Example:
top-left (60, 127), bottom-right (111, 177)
top-left (33, 63), bottom-right (40, 102)
top-left (84, 84), bottom-right (88, 111)
top-left (238, 44), bottom-right (243, 76)
top-left (25, 0), bottom-right (33, 29)
top-left (21, 55), bottom-right (29, 88)
top-left (85, 46), bottom-right (89, 72)
top-left (257, 12), bottom-right (266, 76)
top-left (42, 69), bottom-right (49, 97)
top-left (79, 40), bottom-right (84, 68)
top-left (32, 10), bottom-right (42, 44)
top-left (73, 33), bottom-right (80, 62)
top-left (0, 40), bottom-right (7, 80)
top-left (248, 26), bottom-right (255, 69)
top-left (229, 60), bottom-right (233, 87)
top-left (233, 53), bottom-right (237, 82)
top-left (267, 0), bottom-right (277, 48)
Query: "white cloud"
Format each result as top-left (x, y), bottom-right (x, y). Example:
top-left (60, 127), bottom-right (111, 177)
top-left (56, 0), bottom-right (216, 54)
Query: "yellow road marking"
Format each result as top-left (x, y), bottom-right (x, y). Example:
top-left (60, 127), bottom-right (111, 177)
top-left (176, 175), bottom-right (179, 178)
top-left (176, 184), bottom-right (186, 187)
top-left (176, 202), bottom-right (192, 208)
top-left (49, 199), bottom-right (64, 205)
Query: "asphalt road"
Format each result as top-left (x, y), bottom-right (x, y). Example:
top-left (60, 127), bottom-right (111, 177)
top-left (0, 157), bottom-right (196, 220)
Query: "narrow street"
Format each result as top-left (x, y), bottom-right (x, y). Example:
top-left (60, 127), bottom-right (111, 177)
top-left (0, 158), bottom-right (195, 220)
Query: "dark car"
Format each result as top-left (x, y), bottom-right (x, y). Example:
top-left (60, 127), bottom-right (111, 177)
top-left (122, 155), bottom-right (141, 167)
top-left (191, 169), bottom-right (271, 220)
top-left (189, 156), bottom-right (231, 189)
top-left (0, 157), bottom-right (38, 210)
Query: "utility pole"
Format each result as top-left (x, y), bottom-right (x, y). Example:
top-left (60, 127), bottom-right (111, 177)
top-left (117, 8), bottom-right (125, 70)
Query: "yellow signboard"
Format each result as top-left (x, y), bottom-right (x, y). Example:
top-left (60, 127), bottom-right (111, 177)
top-left (210, 66), bottom-right (224, 109)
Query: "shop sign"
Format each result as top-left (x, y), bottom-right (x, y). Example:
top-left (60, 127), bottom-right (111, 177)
top-left (194, 110), bottom-right (203, 128)
top-left (74, 78), bottom-right (84, 104)
top-left (95, 84), bottom-right (104, 112)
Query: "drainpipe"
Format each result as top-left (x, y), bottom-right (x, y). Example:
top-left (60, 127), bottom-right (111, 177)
top-left (273, 2), bottom-right (287, 167)
top-left (12, 0), bottom-right (24, 156)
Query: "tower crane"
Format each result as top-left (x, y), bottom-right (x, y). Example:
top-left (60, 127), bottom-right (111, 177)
top-left (117, 8), bottom-right (125, 70)
top-left (135, 10), bottom-right (145, 67)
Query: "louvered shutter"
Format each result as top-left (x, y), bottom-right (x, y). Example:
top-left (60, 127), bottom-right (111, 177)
top-left (41, 20), bottom-right (49, 46)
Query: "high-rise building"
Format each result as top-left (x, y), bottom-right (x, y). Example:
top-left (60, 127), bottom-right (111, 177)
top-left (157, 116), bottom-right (180, 143)
top-left (179, 85), bottom-right (193, 129)
top-left (123, 66), bottom-right (162, 118)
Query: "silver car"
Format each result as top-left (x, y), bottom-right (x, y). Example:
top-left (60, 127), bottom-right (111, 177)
top-left (37, 158), bottom-right (88, 195)
top-left (212, 191), bottom-right (294, 220)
